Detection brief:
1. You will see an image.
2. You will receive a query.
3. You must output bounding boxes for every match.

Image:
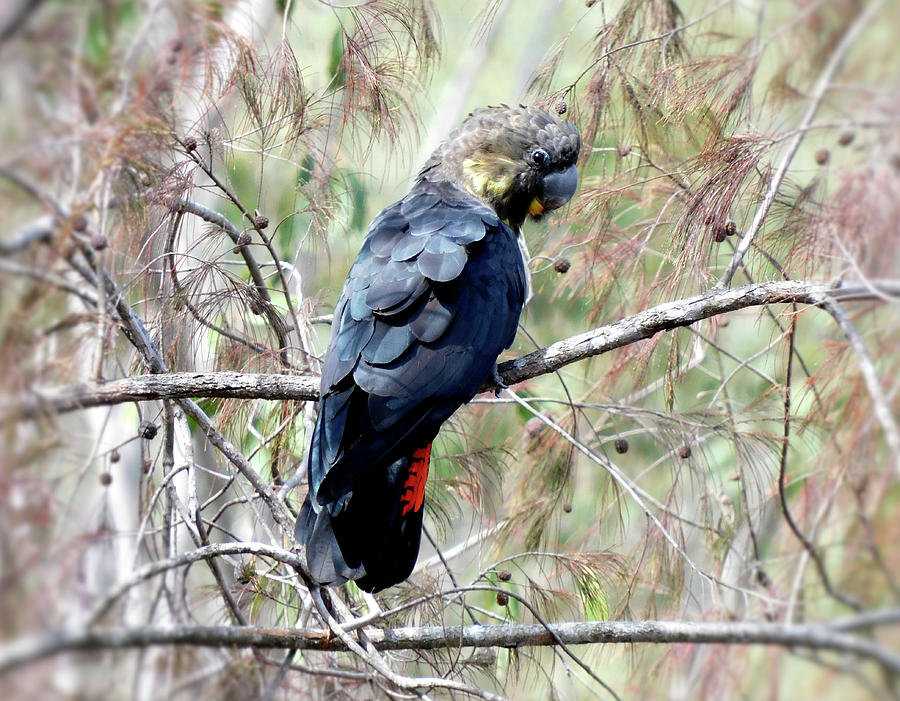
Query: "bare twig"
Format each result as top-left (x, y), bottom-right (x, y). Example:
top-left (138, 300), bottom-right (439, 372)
top-left (820, 298), bottom-right (900, 476)
top-left (168, 197), bottom-right (292, 361)
top-left (89, 541), bottom-right (306, 624)
top-left (0, 216), bottom-right (53, 254)
top-left (716, 0), bottom-right (885, 287)
top-left (778, 314), bottom-right (862, 612)
top-left (177, 397), bottom-right (294, 533)
top-left (309, 588), bottom-right (505, 701)
top-left (0, 258), bottom-right (97, 305)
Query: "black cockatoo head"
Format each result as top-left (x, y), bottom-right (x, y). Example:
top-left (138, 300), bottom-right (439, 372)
top-left (420, 105), bottom-right (581, 229)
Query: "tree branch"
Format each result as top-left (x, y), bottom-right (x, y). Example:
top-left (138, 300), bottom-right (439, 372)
top-left (2, 371), bottom-right (320, 423)
top-left (0, 215), bottom-right (53, 254)
top-left (4, 278), bottom-right (899, 424)
top-left (3, 614), bottom-right (899, 677)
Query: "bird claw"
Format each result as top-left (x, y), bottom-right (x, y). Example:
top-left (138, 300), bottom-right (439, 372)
top-left (492, 365), bottom-right (508, 397)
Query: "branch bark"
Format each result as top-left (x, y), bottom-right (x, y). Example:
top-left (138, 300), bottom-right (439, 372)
top-left (3, 615), bottom-right (899, 677)
top-left (4, 278), bottom-right (898, 424)
top-left (2, 372), bottom-right (320, 423)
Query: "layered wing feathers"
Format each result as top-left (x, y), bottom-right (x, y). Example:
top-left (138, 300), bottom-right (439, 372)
top-left (310, 179), bottom-right (526, 504)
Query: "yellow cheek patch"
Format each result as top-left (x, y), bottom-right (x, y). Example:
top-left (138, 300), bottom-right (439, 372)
top-left (463, 155), bottom-right (517, 201)
top-left (528, 198), bottom-right (545, 216)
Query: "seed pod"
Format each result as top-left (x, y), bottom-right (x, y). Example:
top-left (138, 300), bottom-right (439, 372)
top-left (99, 472), bottom-right (112, 486)
top-left (254, 215), bottom-right (269, 230)
top-left (838, 131), bottom-right (854, 146)
top-left (236, 561), bottom-right (257, 584)
top-left (140, 421), bottom-right (158, 440)
top-left (563, 502), bottom-right (572, 513)
top-left (110, 449), bottom-right (120, 463)
top-left (554, 258), bottom-right (571, 274)
top-left (614, 437), bottom-right (629, 454)
top-left (814, 148), bottom-right (829, 166)
top-left (498, 570), bottom-right (512, 582)
top-left (183, 136), bottom-right (197, 152)
top-left (678, 445), bottom-right (692, 459)
top-left (555, 100), bottom-right (567, 115)
top-left (496, 591), bottom-right (509, 607)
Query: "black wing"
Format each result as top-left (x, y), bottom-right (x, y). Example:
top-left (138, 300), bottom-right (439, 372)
top-left (308, 178), bottom-right (526, 505)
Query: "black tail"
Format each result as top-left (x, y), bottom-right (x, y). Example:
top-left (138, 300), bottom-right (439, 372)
top-left (296, 445), bottom-right (431, 593)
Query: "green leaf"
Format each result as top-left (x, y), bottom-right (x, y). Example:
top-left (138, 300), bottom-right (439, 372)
top-left (328, 28), bottom-right (346, 89)
top-left (577, 573), bottom-right (610, 621)
top-left (184, 399), bottom-right (221, 432)
top-left (343, 171), bottom-right (369, 233)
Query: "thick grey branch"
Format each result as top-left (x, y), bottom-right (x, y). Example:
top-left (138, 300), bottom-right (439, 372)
top-left (4, 279), bottom-right (899, 424)
top-left (3, 371), bottom-right (320, 423)
top-left (3, 615), bottom-right (899, 677)
top-left (495, 278), bottom-right (897, 386)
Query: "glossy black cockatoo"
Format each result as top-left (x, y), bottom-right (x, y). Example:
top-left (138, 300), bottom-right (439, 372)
top-left (297, 105), bottom-right (581, 592)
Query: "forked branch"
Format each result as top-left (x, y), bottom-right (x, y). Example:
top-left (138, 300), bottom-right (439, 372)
top-left (4, 278), bottom-right (897, 423)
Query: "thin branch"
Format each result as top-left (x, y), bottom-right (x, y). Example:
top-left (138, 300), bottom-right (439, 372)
top-left (779, 313), bottom-right (862, 612)
top-left (168, 197), bottom-right (292, 362)
top-left (820, 298), bottom-right (900, 476)
top-left (0, 258), bottom-right (97, 306)
top-left (716, 0), bottom-right (885, 287)
top-left (0, 216), bottom-right (53, 254)
top-left (177, 397), bottom-right (294, 533)
top-left (89, 541), bottom-right (306, 624)
top-left (494, 279), bottom-right (899, 389)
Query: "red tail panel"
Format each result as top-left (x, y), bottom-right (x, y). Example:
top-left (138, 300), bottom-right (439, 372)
top-left (400, 444), bottom-right (431, 516)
